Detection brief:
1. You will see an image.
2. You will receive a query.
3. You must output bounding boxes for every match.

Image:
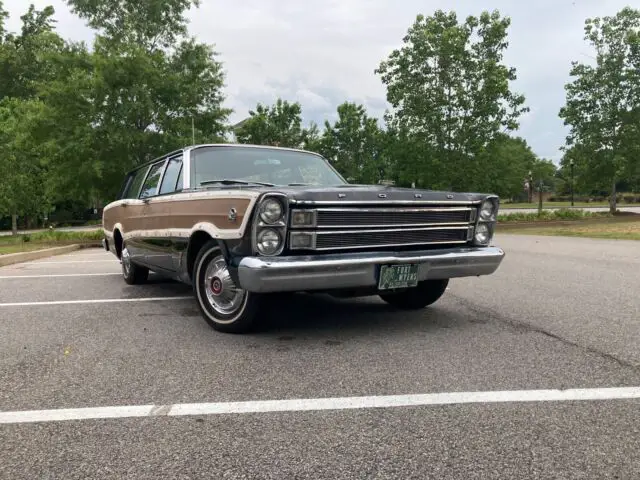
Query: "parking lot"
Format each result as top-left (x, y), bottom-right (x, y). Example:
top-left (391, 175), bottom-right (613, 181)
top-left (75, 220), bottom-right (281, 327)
top-left (1, 234), bottom-right (640, 479)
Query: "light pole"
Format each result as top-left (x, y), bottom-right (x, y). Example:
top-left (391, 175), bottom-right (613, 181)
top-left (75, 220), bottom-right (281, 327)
top-left (569, 159), bottom-right (575, 207)
top-left (538, 180), bottom-right (544, 215)
top-left (528, 171), bottom-right (533, 203)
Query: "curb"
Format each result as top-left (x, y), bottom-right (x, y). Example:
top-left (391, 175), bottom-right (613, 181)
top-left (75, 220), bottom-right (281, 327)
top-left (0, 244), bottom-right (88, 267)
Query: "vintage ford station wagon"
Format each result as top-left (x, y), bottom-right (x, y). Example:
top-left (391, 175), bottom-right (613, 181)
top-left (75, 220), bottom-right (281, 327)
top-left (102, 144), bottom-right (505, 333)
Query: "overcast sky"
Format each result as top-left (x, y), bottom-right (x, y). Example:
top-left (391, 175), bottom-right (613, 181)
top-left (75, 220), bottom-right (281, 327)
top-left (3, 0), bottom-right (633, 161)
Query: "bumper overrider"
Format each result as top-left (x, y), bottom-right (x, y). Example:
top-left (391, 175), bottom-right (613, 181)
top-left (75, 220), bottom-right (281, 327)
top-left (237, 246), bottom-right (505, 293)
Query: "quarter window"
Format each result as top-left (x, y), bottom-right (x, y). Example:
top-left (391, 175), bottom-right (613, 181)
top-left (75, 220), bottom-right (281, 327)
top-left (124, 166), bottom-right (149, 199)
top-left (139, 161), bottom-right (165, 199)
top-left (159, 157), bottom-right (183, 195)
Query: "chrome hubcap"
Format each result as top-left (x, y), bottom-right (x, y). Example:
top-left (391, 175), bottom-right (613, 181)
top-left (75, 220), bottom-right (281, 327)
top-left (203, 255), bottom-right (246, 316)
top-left (122, 247), bottom-right (131, 276)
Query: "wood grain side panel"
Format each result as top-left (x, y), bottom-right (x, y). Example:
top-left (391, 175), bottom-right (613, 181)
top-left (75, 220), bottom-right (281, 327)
top-left (103, 197), bottom-right (253, 236)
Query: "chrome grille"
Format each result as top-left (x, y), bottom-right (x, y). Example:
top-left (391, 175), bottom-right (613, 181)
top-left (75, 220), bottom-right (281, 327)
top-left (288, 204), bottom-right (478, 251)
top-left (315, 207), bottom-right (472, 228)
top-left (314, 227), bottom-right (469, 251)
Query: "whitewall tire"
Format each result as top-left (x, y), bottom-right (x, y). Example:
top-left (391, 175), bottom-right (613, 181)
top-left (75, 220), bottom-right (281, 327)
top-left (193, 240), bottom-right (262, 333)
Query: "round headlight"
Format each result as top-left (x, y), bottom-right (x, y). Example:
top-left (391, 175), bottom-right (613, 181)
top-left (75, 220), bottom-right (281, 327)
top-left (256, 228), bottom-right (281, 255)
top-left (480, 199), bottom-right (496, 220)
top-left (259, 199), bottom-right (283, 224)
top-left (474, 223), bottom-right (491, 244)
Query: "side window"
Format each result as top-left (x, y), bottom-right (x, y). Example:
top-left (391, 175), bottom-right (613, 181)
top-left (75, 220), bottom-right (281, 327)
top-left (159, 157), bottom-right (183, 195)
top-left (175, 164), bottom-right (184, 191)
top-left (139, 161), bottom-right (166, 199)
top-left (124, 167), bottom-right (149, 199)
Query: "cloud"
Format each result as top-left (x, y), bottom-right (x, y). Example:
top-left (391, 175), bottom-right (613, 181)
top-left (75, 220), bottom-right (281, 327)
top-left (3, 0), bottom-right (633, 161)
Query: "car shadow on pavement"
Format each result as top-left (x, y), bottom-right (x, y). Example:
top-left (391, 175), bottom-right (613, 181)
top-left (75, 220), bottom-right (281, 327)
top-left (255, 293), bottom-right (459, 335)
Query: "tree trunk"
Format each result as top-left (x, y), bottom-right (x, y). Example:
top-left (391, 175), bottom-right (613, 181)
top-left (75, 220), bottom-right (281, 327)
top-left (11, 214), bottom-right (18, 236)
top-left (610, 180), bottom-right (617, 214)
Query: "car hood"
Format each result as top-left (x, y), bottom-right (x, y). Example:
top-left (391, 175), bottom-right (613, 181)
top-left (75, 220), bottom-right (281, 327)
top-left (267, 184), bottom-right (486, 204)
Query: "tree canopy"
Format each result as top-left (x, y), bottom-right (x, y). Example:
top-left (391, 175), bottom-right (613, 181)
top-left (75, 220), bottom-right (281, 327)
top-left (559, 7), bottom-right (640, 212)
top-left (1, 3), bottom-right (639, 232)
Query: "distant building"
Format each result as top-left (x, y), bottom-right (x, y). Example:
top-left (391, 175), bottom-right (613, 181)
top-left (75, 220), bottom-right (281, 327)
top-left (227, 117), bottom-right (250, 143)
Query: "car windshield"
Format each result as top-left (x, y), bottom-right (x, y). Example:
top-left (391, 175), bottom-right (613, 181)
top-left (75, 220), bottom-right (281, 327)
top-left (191, 146), bottom-right (347, 187)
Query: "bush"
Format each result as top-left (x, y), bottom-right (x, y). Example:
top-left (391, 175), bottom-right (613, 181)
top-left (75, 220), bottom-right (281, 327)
top-left (498, 209), bottom-right (612, 223)
top-left (0, 229), bottom-right (103, 246)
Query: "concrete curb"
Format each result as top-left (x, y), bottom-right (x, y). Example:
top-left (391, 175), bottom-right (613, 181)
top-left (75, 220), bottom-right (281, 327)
top-left (0, 244), bottom-right (88, 267)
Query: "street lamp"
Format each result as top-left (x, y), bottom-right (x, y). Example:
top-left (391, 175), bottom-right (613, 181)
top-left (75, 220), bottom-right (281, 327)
top-left (569, 159), bottom-right (575, 207)
top-left (528, 170), bottom-right (533, 203)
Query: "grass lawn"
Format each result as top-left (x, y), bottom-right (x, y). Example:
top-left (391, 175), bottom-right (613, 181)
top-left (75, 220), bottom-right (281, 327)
top-left (502, 201), bottom-right (640, 209)
top-left (499, 216), bottom-right (640, 240)
top-left (0, 229), bottom-right (102, 255)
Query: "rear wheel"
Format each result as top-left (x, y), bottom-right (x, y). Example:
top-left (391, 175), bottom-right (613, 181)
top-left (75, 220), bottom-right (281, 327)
top-left (121, 245), bottom-right (149, 285)
top-left (379, 279), bottom-right (449, 310)
top-left (193, 240), bottom-right (262, 333)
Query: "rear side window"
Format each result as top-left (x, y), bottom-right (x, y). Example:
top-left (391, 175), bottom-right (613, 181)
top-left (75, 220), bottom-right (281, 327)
top-left (159, 157), bottom-right (183, 195)
top-left (139, 161), bottom-right (166, 199)
top-left (123, 166), bottom-right (149, 199)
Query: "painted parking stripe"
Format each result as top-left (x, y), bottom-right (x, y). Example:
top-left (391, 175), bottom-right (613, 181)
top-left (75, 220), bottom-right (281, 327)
top-left (0, 273), bottom-right (121, 279)
top-left (0, 296), bottom-right (192, 307)
top-left (21, 260), bottom-right (116, 264)
top-left (1, 387), bottom-right (639, 425)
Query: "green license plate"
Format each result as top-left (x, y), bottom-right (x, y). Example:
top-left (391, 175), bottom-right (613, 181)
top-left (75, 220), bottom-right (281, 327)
top-left (378, 263), bottom-right (419, 290)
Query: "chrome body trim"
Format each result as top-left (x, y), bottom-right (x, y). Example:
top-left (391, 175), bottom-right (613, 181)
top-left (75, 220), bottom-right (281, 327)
top-left (237, 246), bottom-right (506, 293)
top-left (290, 200), bottom-right (482, 206)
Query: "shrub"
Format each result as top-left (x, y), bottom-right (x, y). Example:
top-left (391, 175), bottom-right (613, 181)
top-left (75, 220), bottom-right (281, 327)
top-left (498, 209), bottom-right (611, 223)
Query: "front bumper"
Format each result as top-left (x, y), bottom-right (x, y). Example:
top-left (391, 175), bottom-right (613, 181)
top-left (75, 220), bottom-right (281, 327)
top-left (237, 246), bottom-right (505, 293)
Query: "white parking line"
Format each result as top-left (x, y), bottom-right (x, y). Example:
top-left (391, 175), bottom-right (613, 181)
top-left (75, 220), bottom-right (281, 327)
top-left (0, 273), bottom-right (121, 279)
top-left (0, 296), bottom-right (192, 307)
top-left (22, 260), bottom-right (115, 264)
top-left (1, 386), bottom-right (639, 425)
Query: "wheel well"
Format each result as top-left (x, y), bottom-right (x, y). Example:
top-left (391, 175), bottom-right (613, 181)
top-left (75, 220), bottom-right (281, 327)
top-left (187, 231), bottom-right (216, 281)
top-left (114, 229), bottom-right (123, 259)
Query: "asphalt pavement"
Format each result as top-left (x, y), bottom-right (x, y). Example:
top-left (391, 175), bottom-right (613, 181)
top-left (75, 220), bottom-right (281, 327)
top-left (1, 236), bottom-right (639, 479)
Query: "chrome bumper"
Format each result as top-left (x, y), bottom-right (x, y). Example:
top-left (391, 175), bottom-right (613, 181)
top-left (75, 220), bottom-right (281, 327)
top-left (237, 246), bottom-right (505, 293)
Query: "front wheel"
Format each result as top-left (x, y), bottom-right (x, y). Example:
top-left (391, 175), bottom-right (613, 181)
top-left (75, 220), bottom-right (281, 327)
top-left (379, 279), bottom-right (449, 310)
top-left (193, 240), bottom-right (262, 333)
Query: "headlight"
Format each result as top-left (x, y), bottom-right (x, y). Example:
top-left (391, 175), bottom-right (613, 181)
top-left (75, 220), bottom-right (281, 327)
top-left (480, 199), bottom-right (497, 221)
top-left (474, 223), bottom-right (491, 244)
top-left (259, 199), bottom-right (283, 224)
top-left (256, 228), bottom-right (281, 255)
top-left (291, 210), bottom-right (315, 227)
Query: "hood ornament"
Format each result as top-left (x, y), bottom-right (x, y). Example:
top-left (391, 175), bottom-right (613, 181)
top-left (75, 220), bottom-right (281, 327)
top-left (228, 207), bottom-right (237, 222)
top-left (446, 194), bottom-right (454, 199)
top-left (338, 193), bottom-right (346, 198)
top-left (378, 193), bottom-right (387, 198)
top-left (414, 193), bottom-right (422, 199)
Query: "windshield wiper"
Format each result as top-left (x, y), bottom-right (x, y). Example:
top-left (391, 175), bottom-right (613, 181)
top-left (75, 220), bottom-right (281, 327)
top-left (287, 183), bottom-right (312, 186)
top-left (199, 179), bottom-right (275, 187)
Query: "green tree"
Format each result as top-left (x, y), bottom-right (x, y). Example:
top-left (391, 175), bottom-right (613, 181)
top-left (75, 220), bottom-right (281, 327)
top-left (559, 7), bottom-right (640, 213)
top-left (51, 0), bottom-right (230, 204)
top-left (234, 99), bottom-right (305, 148)
top-left (0, 99), bottom-right (51, 233)
top-left (66, 0), bottom-right (200, 49)
top-left (0, 3), bottom-right (65, 233)
top-left (320, 102), bottom-right (385, 184)
top-left (474, 134), bottom-right (536, 200)
top-left (375, 9), bottom-right (528, 191)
